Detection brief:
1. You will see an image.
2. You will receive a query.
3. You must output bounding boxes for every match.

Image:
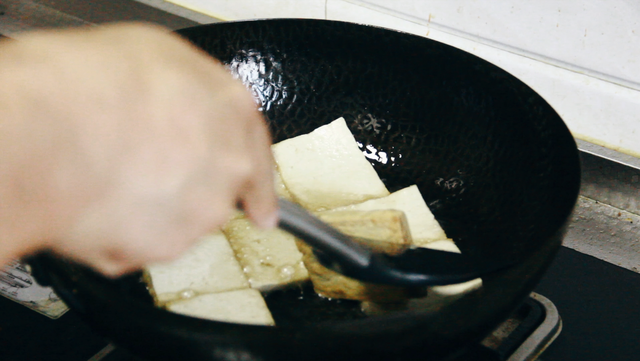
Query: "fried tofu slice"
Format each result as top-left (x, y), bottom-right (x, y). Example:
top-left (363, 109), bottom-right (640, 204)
top-left (328, 185), bottom-right (447, 244)
top-left (167, 289), bottom-right (275, 326)
top-left (421, 239), bottom-right (483, 297)
top-left (145, 233), bottom-right (249, 305)
top-left (316, 210), bottom-right (411, 255)
top-left (223, 217), bottom-right (309, 291)
top-left (297, 209), bottom-right (418, 302)
top-left (272, 117), bottom-right (389, 211)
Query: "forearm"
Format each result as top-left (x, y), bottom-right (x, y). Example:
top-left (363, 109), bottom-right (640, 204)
top-left (0, 35), bottom-right (100, 266)
top-left (0, 41), bottom-right (53, 262)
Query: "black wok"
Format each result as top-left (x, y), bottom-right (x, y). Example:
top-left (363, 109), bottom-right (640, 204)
top-left (28, 19), bottom-right (580, 360)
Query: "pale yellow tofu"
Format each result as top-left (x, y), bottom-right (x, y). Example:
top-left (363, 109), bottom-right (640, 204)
top-left (273, 167), bottom-right (294, 201)
top-left (167, 289), bottom-right (275, 326)
top-left (272, 117), bottom-right (389, 211)
top-left (223, 217), bottom-right (309, 291)
top-left (422, 239), bottom-right (483, 297)
top-left (422, 239), bottom-right (460, 252)
top-left (145, 233), bottom-right (249, 304)
top-left (327, 185), bottom-right (447, 245)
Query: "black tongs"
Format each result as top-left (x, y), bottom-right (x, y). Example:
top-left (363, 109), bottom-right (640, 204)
top-left (278, 199), bottom-right (505, 287)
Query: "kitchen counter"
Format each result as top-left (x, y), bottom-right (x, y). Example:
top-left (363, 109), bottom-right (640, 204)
top-left (536, 247), bottom-right (640, 361)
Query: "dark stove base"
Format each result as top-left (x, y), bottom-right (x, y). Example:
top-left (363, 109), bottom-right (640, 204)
top-left (534, 247), bottom-right (640, 361)
top-left (0, 299), bottom-right (106, 361)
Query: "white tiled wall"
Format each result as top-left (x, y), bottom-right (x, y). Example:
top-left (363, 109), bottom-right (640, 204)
top-left (357, 0), bottom-right (640, 89)
top-left (165, 0), bottom-right (326, 20)
top-left (166, 0), bottom-right (640, 158)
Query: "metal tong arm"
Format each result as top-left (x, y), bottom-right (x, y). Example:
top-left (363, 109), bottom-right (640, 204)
top-left (277, 198), bottom-right (373, 268)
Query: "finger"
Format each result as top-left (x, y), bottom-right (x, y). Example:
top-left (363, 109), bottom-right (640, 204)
top-left (239, 171), bottom-right (278, 229)
top-left (91, 257), bottom-right (142, 278)
top-left (238, 112), bottom-right (278, 229)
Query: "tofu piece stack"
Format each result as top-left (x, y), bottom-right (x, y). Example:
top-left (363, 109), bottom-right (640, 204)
top-left (146, 116), bottom-right (482, 324)
top-left (273, 117), bottom-right (481, 303)
top-left (145, 233), bottom-right (274, 325)
top-left (221, 117), bottom-right (393, 292)
top-left (328, 185), bottom-right (447, 245)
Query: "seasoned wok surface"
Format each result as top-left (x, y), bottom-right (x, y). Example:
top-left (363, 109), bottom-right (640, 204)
top-left (178, 20), bottom-right (579, 266)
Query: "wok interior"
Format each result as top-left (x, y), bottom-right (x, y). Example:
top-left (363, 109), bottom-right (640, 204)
top-left (37, 20), bottom-right (580, 360)
top-left (178, 20), bottom-right (579, 265)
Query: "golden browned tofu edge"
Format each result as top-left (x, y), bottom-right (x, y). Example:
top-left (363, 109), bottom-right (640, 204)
top-left (297, 209), bottom-right (419, 302)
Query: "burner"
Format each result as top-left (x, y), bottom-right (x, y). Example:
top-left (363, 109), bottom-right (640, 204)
top-left (472, 293), bottom-right (561, 361)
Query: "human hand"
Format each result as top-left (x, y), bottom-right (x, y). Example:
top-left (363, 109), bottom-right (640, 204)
top-left (0, 23), bottom-right (277, 276)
